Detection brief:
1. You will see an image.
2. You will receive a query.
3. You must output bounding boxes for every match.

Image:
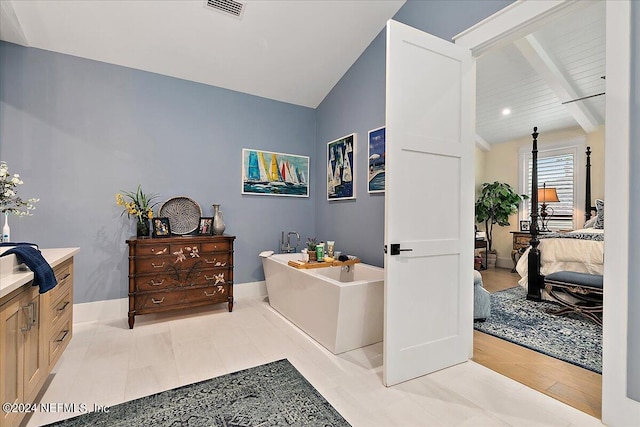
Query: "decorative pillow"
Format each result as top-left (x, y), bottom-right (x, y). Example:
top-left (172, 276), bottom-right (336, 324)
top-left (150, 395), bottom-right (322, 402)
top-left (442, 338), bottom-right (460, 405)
top-left (594, 199), bottom-right (604, 229)
top-left (584, 216), bottom-right (598, 228)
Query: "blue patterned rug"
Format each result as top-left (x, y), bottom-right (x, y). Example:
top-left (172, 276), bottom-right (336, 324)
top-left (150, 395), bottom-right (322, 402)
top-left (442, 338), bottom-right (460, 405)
top-left (474, 286), bottom-right (602, 373)
top-left (45, 359), bottom-right (350, 426)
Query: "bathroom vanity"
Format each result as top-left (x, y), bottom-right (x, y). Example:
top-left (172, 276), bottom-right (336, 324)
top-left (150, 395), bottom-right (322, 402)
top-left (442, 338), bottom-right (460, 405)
top-left (126, 235), bottom-right (235, 328)
top-left (0, 247), bottom-right (79, 427)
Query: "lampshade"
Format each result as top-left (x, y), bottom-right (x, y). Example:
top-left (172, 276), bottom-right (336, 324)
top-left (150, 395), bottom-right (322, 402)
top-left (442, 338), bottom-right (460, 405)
top-left (538, 187), bottom-right (559, 203)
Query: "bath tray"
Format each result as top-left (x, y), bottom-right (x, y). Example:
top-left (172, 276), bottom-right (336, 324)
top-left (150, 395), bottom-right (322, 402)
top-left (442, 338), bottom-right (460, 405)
top-left (287, 259), bottom-right (360, 269)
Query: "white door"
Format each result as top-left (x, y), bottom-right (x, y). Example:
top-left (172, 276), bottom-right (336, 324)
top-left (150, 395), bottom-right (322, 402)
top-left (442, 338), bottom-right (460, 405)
top-left (384, 20), bottom-right (474, 386)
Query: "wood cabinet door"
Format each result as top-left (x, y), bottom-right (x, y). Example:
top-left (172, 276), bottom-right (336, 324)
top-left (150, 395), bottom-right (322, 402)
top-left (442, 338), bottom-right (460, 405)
top-left (0, 294), bottom-right (24, 427)
top-left (22, 288), bottom-right (45, 401)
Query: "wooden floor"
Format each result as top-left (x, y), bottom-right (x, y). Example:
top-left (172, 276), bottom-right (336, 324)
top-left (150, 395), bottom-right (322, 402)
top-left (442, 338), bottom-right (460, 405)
top-left (473, 267), bottom-right (602, 419)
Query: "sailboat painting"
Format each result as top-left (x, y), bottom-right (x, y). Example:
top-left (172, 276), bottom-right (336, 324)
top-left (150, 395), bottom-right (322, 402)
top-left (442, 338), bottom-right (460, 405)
top-left (242, 149), bottom-right (309, 197)
top-left (327, 133), bottom-right (356, 201)
top-left (368, 127), bottom-right (385, 193)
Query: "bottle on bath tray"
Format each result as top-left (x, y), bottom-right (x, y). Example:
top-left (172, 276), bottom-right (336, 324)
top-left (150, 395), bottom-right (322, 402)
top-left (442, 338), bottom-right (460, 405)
top-left (316, 242), bottom-right (324, 262)
top-left (326, 240), bottom-right (335, 257)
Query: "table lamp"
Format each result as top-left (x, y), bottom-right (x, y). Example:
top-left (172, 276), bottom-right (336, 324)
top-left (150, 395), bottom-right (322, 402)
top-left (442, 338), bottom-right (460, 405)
top-left (538, 183), bottom-right (559, 231)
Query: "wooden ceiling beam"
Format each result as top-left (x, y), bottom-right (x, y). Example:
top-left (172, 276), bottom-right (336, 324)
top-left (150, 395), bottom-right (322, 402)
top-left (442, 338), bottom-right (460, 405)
top-left (514, 34), bottom-right (599, 133)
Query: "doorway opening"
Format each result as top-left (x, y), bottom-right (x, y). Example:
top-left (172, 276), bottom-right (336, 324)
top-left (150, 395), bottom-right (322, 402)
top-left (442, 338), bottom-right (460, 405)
top-left (456, 0), bottom-right (607, 419)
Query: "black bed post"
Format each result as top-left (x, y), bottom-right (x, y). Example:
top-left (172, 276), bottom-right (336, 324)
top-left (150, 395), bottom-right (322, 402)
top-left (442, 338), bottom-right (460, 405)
top-left (585, 146), bottom-right (592, 224)
top-left (527, 126), bottom-right (542, 301)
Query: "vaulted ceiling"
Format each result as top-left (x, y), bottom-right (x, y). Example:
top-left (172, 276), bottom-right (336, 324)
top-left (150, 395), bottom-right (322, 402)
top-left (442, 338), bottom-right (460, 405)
top-left (0, 1), bottom-right (605, 145)
top-left (475, 1), bottom-right (605, 145)
top-left (0, 0), bottom-right (405, 108)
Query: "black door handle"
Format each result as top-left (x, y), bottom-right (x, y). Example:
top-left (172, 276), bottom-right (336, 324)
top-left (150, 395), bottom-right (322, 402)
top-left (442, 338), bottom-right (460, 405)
top-left (390, 244), bottom-right (413, 255)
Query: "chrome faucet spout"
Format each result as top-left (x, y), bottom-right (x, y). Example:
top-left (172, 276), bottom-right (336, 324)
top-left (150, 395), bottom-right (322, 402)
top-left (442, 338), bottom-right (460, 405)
top-left (280, 231), bottom-right (300, 253)
top-left (288, 231), bottom-right (300, 245)
top-left (287, 231), bottom-right (300, 253)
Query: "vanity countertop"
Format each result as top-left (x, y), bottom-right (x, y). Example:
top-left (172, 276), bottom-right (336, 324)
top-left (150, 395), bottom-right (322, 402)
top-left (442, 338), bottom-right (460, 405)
top-left (0, 247), bottom-right (80, 300)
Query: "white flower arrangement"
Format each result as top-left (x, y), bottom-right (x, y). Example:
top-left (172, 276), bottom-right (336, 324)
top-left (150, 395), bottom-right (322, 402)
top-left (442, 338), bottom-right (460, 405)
top-left (0, 161), bottom-right (39, 216)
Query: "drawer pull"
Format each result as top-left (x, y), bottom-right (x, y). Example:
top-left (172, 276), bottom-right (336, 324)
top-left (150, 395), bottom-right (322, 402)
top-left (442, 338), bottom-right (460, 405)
top-left (149, 279), bottom-right (165, 287)
top-left (204, 290), bottom-right (216, 297)
top-left (21, 303), bottom-right (34, 332)
top-left (55, 330), bottom-right (70, 343)
top-left (204, 258), bottom-right (226, 267)
top-left (151, 297), bottom-right (165, 304)
top-left (58, 273), bottom-right (71, 282)
top-left (57, 301), bottom-right (70, 312)
top-left (151, 262), bottom-right (165, 268)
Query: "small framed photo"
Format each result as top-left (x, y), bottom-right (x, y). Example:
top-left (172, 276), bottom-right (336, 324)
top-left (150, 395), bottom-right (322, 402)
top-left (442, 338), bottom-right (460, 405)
top-left (520, 220), bottom-right (530, 231)
top-left (152, 217), bottom-right (171, 238)
top-left (198, 217), bottom-right (213, 235)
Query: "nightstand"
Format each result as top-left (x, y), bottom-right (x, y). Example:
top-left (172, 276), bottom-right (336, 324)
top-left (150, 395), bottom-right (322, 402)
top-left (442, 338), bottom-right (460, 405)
top-left (475, 239), bottom-right (488, 270)
top-left (510, 231), bottom-right (533, 272)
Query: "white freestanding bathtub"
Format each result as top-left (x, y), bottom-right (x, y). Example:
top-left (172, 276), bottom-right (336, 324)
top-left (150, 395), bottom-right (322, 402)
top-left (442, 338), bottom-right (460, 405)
top-left (261, 253), bottom-right (384, 354)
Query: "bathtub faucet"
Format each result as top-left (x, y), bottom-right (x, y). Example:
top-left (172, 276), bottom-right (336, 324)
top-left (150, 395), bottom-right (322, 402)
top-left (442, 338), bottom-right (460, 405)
top-left (281, 231), bottom-right (300, 253)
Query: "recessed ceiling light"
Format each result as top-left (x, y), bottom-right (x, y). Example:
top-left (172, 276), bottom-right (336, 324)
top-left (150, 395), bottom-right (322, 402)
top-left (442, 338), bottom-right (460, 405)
top-left (502, 108), bottom-right (511, 116)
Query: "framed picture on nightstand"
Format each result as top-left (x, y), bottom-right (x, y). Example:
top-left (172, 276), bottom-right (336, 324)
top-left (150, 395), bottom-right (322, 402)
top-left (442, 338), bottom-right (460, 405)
top-left (520, 220), bottom-right (530, 231)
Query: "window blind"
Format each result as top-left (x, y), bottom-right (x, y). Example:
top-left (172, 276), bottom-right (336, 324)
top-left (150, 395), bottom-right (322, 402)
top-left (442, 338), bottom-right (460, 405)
top-left (525, 152), bottom-right (575, 230)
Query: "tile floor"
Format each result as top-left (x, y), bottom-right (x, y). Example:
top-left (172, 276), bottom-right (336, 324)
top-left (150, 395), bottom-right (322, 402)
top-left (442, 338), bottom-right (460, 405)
top-left (27, 297), bottom-right (605, 427)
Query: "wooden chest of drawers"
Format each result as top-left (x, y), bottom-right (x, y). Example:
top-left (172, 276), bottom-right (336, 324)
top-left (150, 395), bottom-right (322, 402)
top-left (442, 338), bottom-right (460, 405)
top-left (126, 235), bottom-right (235, 329)
top-left (511, 231), bottom-right (533, 251)
top-left (510, 231), bottom-right (532, 271)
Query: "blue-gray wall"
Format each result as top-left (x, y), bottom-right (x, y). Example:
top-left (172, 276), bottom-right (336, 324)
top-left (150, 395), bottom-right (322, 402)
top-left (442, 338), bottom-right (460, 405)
top-left (0, 42), bottom-right (316, 303)
top-left (314, 0), bottom-right (512, 267)
top-left (628, 0), bottom-right (640, 403)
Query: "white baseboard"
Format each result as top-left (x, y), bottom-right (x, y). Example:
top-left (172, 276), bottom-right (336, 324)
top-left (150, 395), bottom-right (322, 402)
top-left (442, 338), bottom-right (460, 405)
top-left (73, 297), bottom-right (128, 324)
top-left (233, 280), bottom-right (267, 299)
top-left (496, 257), bottom-right (514, 270)
top-left (72, 280), bottom-right (267, 325)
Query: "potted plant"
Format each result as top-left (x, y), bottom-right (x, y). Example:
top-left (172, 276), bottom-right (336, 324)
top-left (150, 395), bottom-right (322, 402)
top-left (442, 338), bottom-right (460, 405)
top-left (307, 237), bottom-right (318, 262)
top-left (475, 181), bottom-right (528, 268)
top-left (115, 185), bottom-right (161, 237)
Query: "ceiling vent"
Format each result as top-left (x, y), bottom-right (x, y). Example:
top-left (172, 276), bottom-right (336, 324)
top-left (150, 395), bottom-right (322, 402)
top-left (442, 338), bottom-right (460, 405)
top-left (204, 0), bottom-right (245, 19)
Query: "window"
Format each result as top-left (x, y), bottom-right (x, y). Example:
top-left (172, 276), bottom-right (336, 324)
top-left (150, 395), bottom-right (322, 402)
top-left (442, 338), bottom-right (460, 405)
top-left (519, 142), bottom-right (583, 231)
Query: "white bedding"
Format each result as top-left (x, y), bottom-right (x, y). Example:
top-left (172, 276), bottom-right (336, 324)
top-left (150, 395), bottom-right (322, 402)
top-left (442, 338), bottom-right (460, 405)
top-left (516, 228), bottom-right (604, 291)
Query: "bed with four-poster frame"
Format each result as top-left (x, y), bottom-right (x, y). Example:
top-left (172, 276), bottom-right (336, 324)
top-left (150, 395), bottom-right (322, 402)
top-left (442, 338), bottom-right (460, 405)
top-left (515, 127), bottom-right (604, 301)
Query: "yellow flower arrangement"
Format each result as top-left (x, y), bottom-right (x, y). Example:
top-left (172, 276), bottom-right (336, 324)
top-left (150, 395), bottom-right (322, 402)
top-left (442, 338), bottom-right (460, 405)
top-left (115, 185), bottom-right (160, 224)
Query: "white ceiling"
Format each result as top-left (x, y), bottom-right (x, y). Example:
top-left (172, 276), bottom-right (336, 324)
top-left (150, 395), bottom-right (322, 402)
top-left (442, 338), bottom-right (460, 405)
top-left (0, 0), bottom-right (405, 108)
top-left (0, 1), bottom-right (605, 144)
top-left (476, 1), bottom-right (606, 144)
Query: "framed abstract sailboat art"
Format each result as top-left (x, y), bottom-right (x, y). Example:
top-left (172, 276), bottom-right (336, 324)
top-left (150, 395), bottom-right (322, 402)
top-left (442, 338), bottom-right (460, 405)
top-left (327, 133), bottom-right (356, 201)
top-left (241, 149), bottom-right (309, 197)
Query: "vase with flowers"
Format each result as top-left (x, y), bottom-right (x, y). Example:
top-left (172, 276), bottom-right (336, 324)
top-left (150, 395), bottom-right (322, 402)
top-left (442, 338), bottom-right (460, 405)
top-left (115, 185), bottom-right (160, 237)
top-left (0, 161), bottom-right (39, 242)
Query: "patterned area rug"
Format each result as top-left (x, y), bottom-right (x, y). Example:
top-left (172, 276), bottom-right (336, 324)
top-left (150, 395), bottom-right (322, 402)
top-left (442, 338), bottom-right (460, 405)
top-left (474, 286), bottom-right (602, 373)
top-left (45, 359), bottom-right (350, 426)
